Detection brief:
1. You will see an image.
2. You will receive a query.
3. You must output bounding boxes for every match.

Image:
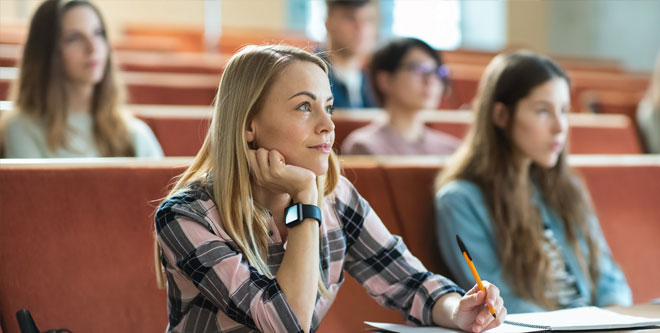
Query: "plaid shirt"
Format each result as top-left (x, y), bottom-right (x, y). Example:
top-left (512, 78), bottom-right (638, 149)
top-left (155, 176), bottom-right (464, 332)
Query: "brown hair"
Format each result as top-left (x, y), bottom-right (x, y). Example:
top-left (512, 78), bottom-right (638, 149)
top-left (154, 45), bottom-right (340, 296)
top-left (9, 0), bottom-right (133, 156)
top-left (436, 50), bottom-right (600, 309)
top-left (326, 0), bottom-right (372, 11)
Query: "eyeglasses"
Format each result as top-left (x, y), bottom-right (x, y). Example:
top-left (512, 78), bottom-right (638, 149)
top-left (399, 63), bottom-right (449, 80)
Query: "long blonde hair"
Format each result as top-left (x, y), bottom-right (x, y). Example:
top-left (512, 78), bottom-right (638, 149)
top-left (4, 0), bottom-right (133, 156)
top-left (154, 45), bottom-right (340, 296)
top-left (436, 51), bottom-right (600, 309)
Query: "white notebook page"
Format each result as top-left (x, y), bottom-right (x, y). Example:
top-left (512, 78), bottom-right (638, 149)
top-left (365, 306), bottom-right (660, 332)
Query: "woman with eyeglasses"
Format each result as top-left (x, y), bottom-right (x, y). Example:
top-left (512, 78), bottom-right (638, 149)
top-left (341, 37), bottom-right (460, 155)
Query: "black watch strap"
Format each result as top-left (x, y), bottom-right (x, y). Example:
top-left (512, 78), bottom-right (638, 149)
top-left (301, 204), bottom-right (322, 225)
top-left (285, 203), bottom-right (322, 228)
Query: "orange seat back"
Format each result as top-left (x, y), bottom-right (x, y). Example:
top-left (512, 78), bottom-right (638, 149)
top-left (0, 163), bottom-right (185, 332)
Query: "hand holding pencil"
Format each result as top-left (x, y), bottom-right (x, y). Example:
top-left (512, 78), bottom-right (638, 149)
top-left (452, 234), bottom-right (507, 332)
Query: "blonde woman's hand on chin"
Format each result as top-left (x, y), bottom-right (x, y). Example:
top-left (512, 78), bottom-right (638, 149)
top-left (433, 281), bottom-right (507, 332)
top-left (247, 148), bottom-right (318, 204)
top-left (248, 147), bottom-right (321, 332)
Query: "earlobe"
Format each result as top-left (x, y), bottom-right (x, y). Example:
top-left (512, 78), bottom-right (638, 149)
top-left (492, 102), bottom-right (509, 129)
top-left (245, 119), bottom-right (256, 144)
top-left (376, 71), bottom-right (392, 96)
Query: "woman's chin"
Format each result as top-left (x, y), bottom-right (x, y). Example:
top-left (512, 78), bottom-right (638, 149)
top-left (308, 161), bottom-right (329, 177)
top-left (314, 165), bottom-right (329, 177)
top-left (536, 154), bottom-right (560, 168)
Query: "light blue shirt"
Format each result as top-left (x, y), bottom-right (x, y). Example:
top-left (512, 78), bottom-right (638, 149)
top-left (3, 112), bottom-right (163, 158)
top-left (434, 180), bottom-right (632, 314)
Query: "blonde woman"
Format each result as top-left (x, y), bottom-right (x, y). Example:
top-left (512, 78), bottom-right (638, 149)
top-left (0, 0), bottom-right (162, 158)
top-left (434, 51), bottom-right (632, 314)
top-left (637, 51), bottom-right (660, 153)
top-left (154, 45), bottom-right (506, 332)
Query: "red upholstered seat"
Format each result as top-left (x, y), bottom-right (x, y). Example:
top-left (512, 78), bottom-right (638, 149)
top-left (575, 160), bottom-right (660, 304)
top-left (137, 115), bottom-right (210, 157)
top-left (0, 161), bottom-right (187, 332)
top-left (382, 163), bottom-right (453, 279)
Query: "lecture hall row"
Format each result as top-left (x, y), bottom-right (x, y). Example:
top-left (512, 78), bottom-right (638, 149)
top-left (0, 27), bottom-right (652, 156)
top-left (0, 23), bottom-right (651, 121)
top-left (0, 43), bottom-right (649, 123)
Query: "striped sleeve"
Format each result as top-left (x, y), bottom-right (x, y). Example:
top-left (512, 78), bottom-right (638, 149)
top-left (335, 177), bottom-right (465, 326)
top-left (155, 190), bottom-right (304, 333)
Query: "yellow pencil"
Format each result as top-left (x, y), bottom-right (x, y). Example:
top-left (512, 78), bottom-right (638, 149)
top-left (456, 234), bottom-right (497, 318)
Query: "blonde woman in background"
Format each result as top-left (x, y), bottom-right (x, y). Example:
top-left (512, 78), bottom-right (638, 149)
top-left (154, 45), bottom-right (506, 332)
top-left (0, 0), bottom-right (162, 158)
top-left (637, 51), bottom-right (660, 153)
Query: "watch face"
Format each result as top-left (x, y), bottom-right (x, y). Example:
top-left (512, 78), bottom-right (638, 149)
top-left (285, 205), bottom-right (299, 225)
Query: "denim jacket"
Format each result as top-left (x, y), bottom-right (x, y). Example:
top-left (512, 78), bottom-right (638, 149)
top-left (434, 180), bottom-right (632, 314)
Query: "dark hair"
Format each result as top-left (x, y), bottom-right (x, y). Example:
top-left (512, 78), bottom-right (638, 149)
top-left (368, 37), bottom-right (446, 105)
top-left (491, 51), bottom-right (569, 112)
top-left (326, 0), bottom-right (371, 10)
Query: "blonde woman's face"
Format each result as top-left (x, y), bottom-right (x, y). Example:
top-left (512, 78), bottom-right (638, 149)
top-left (511, 77), bottom-right (570, 168)
top-left (60, 6), bottom-right (108, 86)
top-left (247, 61), bottom-right (335, 176)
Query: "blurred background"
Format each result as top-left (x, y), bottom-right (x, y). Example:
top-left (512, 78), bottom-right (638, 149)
top-left (2, 0), bottom-right (659, 71)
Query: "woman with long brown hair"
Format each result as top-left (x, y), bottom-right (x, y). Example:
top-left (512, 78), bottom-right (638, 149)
top-left (0, 0), bottom-right (162, 158)
top-left (154, 44), bottom-right (506, 332)
top-left (434, 51), bottom-right (631, 314)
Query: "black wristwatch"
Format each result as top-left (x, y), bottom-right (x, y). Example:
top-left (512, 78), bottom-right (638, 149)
top-left (284, 202), bottom-right (322, 228)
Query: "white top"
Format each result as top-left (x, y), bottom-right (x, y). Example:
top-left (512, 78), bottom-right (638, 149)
top-left (2, 112), bottom-right (163, 158)
top-left (637, 99), bottom-right (660, 154)
top-left (333, 66), bottom-right (364, 107)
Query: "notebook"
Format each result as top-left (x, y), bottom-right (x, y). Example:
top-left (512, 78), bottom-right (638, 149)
top-left (496, 306), bottom-right (660, 332)
top-left (365, 306), bottom-right (660, 332)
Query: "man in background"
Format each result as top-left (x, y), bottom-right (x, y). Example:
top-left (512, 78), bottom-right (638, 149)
top-left (324, 0), bottom-right (378, 108)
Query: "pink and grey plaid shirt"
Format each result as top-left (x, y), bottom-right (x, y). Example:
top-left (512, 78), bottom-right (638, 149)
top-left (155, 176), bottom-right (464, 332)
